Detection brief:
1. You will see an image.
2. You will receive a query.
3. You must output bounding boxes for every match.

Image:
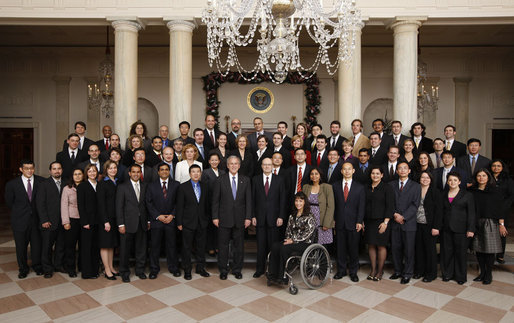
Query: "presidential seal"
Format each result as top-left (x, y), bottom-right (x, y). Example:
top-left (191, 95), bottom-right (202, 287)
top-left (247, 87), bottom-right (274, 114)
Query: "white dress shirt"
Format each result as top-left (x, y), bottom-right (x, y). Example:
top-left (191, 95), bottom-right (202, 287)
top-left (21, 175), bottom-right (34, 192)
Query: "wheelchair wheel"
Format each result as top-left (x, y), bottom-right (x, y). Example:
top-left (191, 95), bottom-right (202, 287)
top-left (300, 244), bottom-right (331, 289)
top-left (289, 285), bottom-right (298, 295)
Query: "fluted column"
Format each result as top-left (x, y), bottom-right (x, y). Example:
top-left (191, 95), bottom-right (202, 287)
top-left (390, 18), bottom-right (425, 133)
top-left (166, 20), bottom-right (195, 138)
top-left (52, 75), bottom-right (72, 148)
top-left (453, 77), bottom-right (472, 141)
top-left (111, 20), bottom-right (142, 145)
top-left (338, 22), bottom-right (364, 138)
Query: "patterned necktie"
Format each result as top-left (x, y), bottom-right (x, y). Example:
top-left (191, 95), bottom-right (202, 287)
top-left (210, 131), bottom-right (215, 146)
top-left (471, 156), bottom-right (476, 174)
top-left (415, 138), bottom-right (420, 148)
top-left (344, 182), bottom-right (349, 202)
top-left (394, 136), bottom-right (398, 146)
top-left (390, 164), bottom-right (394, 177)
top-left (328, 165), bottom-right (334, 180)
top-left (437, 154), bottom-right (442, 168)
top-left (264, 176), bottom-right (270, 196)
top-left (231, 176), bottom-right (237, 200)
top-left (27, 178), bottom-right (32, 202)
top-left (162, 181), bottom-right (167, 199)
top-left (297, 167), bottom-right (303, 192)
top-left (372, 149), bottom-right (376, 157)
top-left (400, 181), bottom-right (404, 192)
top-left (194, 183), bottom-right (200, 202)
top-left (446, 141), bottom-right (451, 151)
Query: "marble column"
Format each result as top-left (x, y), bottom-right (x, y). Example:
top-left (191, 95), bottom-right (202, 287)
top-left (338, 22), bottom-right (364, 138)
top-left (111, 20), bottom-right (142, 146)
top-left (52, 76), bottom-right (71, 149)
top-left (390, 18), bottom-right (425, 133)
top-left (166, 20), bottom-right (195, 138)
top-left (453, 77), bottom-right (472, 141)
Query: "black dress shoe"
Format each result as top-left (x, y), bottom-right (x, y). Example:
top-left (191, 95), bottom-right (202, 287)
top-left (44, 272), bottom-right (53, 279)
top-left (442, 277), bottom-right (451, 282)
top-left (137, 273), bottom-right (147, 280)
top-left (253, 271), bottom-right (264, 278)
top-left (122, 275), bottom-right (130, 283)
top-left (389, 273), bottom-right (401, 280)
top-left (457, 280), bottom-right (465, 285)
top-left (104, 273), bottom-right (116, 281)
top-left (350, 274), bottom-right (359, 282)
top-left (220, 272), bottom-right (228, 280)
top-left (18, 272), bottom-right (28, 279)
top-left (482, 280), bottom-right (492, 285)
top-left (413, 274), bottom-right (422, 279)
top-left (149, 273), bottom-right (158, 280)
top-left (233, 272), bottom-right (243, 279)
top-left (196, 269), bottom-right (210, 277)
top-left (170, 270), bottom-right (181, 277)
top-left (473, 275), bottom-right (484, 282)
top-left (184, 273), bottom-right (192, 280)
top-left (35, 270), bottom-right (44, 276)
top-left (400, 277), bottom-right (410, 284)
top-left (333, 272), bottom-right (346, 280)
top-left (68, 271), bottom-right (77, 278)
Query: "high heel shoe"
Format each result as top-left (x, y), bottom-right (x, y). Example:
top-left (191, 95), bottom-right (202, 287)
top-left (112, 272), bottom-right (120, 276)
top-left (104, 273), bottom-right (116, 280)
top-left (367, 273), bottom-right (375, 280)
top-left (373, 272), bottom-right (383, 281)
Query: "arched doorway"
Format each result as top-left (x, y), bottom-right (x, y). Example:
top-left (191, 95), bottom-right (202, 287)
top-left (363, 98), bottom-right (394, 134)
top-left (138, 98), bottom-right (159, 137)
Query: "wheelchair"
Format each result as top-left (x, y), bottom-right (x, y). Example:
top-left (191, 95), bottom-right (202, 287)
top-left (266, 243), bottom-right (332, 295)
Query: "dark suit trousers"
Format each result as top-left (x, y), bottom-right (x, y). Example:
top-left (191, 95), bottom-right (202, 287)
top-left (256, 225), bottom-right (280, 273)
top-left (119, 228), bottom-right (147, 276)
top-left (41, 226), bottom-right (65, 273)
top-left (63, 218), bottom-right (80, 273)
top-left (182, 226), bottom-right (207, 273)
top-left (12, 222), bottom-right (42, 273)
top-left (441, 230), bottom-right (468, 282)
top-left (269, 241), bottom-right (309, 279)
top-left (476, 252), bottom-right (495, 281)
top-left (218, 226), bottom-right (244, 274)
top-left (335, 228), bottom-right (360, 275)
top-left (206, 221), bottom-right (218, 253)
top-left (80, 225), bottom-right (99, 278)
top-left (150, 224), bottom-right (178, 273)
top-left (391, 225), bottom-right (416, 278)
top-left (414, 224), bottom-right (438, 279)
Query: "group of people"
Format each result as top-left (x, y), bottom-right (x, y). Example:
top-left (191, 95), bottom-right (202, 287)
top-left (4, 117), bottom-right (512, 288)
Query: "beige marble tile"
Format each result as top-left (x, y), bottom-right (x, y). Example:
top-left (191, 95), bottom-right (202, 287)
top-left (106, 294), bottom-right (167, 321)
top-left (424, 309), bottom-right (482, 323)
top-left (242, 276), bottom-right (284, 294)
top-left (373, 297), bottom-right (436, 322)
top-left (500, 311), bottom-right (514, 323)
top-left (471, 280), bottom-right (514, 297)
top-left (200, 307), bottom-right (268, 323)
top-left (149, 283), bottom-right (205, 306)
top-left (0, 281), bottom-right (24, 298)
top-left (442, 298), bottom-right (507, 322)
top-left (130, 274), bottom-right (179, 293)
top-left (413, 278), bottom-right (466, 296)
top-left (26, 282), bottom-right (84, 304)
top-left (186, 276), bottom-right (237, 293)
top-left (332, 285), bottom-right (390, 308)
top-left (357, 277), bottom-right (408, 296)
top-left (349, 308), bottom-right (412, 323)
top-left (17, 273), bottom-right (67, 292)
top-left (275, 308), bottom-right (340, 323)
top-left (457, 286), bottom-right (514, 310)
top-left (318, 279), bottom-right (351, 295)
top-left (173, 295), bottom-right (233, 321)
top-left (306, 296), bottom-right (368, 321)
top-left (53, 306), bottom-right (123, 323)
top-left (395, 285), bottom-right (453, 309)
top-left (210, 284), bottom-right (266, 307)
top-left (241, 295), bottom-right (301, 321)
top-left (39, 293), bottom-right (101, 319)
top-left (127, 307), bottom-right (196, 323)
top-left (0, 272), bottom-right (12, 284)
top-left (0, 253), bottom-right (17, 264)
top-left (0, 305), bottom-right (50, 323)
top-left (0, 293), bottom-right (35, 314)
top-left (88, 282), bottom-right (145, 305)
top-left (73, 276), bottom-right (122, 292)
top-left (271, 287), bottom-right (329, 307)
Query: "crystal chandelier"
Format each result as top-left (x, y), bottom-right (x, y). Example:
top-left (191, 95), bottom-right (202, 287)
top-left (202, 0), bottom-right (362, 83)
top-left (417, 40), bottom-right (439, 119)
top-left (87, 26), bottom-right (114, 118)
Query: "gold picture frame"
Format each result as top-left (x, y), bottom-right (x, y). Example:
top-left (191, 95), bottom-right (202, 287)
top-left (247, 87), bottom-right (274, 114)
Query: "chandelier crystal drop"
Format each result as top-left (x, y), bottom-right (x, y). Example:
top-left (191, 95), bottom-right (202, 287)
top-left (202, 0), bottom-right (362, 83)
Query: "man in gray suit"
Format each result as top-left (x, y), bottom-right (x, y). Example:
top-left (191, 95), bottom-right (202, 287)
top-left (212, 155), bottom-right (252, 280)
top-left (389, 161), bottom-right (421, 284)
top-left (248, 117), bottom-right (273, 152)
top-left (116, 164), bottom-right (149, 282)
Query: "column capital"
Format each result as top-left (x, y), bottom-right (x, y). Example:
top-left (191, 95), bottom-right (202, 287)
top-left (388, 16), bottom-right (427, 32)
top-left (52, 75), bottom-right (72, 84)
top-left (453, 77), bottom-right (472, 84)
top-left (165, 20), bottom-right (196, 33)
top-left (110, 19), bottom-right (144, 32)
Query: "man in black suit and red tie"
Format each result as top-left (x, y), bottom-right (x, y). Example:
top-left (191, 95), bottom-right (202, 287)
top-left (311, 134), bottom-right (329, 169)
top-left (251, 158), bottom-right (286, 278)
top-left (56, 133), bottom-right (88, 180)
top-left (443, 125), bottom-right (467, 159)
top-left (176, 164), bottom-right (211, 280)
top-left (271, 152), bottom-right (285, 176)
top-left (332, 162), bottom-right (365, 282)
top-left (146, 136), bottom-right (164, 168)
top-left (212, 155), bottom-right (252, 280)
top-left (4, 160), bottom-right (45, 278)
top-left (286, 148), bottom-right (312, 204)
top-left (410, 122), bottom-right (434, 154)
top-left (145, 162), bottom-right (181, 279)
top-left (203, 114), bottom-right (224, 153)
top-left (96, 125), bottom-right (112, 152)
top-left (457, 138), bottom-right (491, 187)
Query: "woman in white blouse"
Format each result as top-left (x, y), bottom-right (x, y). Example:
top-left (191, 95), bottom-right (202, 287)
top-left (175, 144), bottom-right (203, 183)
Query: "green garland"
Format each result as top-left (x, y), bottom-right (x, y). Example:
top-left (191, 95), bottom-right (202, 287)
top-left (202, 71), bottom-right (321, 130)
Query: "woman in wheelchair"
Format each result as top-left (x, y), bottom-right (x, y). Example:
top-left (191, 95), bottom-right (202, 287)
top-left (267, 192), bottom-right (316, 284)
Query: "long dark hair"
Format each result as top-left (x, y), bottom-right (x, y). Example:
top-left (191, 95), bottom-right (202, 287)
top-left (308, 167), bottom-right (325, 185)
top-left (472, 168), bottom-right (495, 189)
top-left (292, 191), bottom-right (311, 216)
top-left (67, 167), bottom-right (84, 188)
top-left (490, 159), bottom-right (510, 182)
top-left (129, 121), bottom-right (148, 138)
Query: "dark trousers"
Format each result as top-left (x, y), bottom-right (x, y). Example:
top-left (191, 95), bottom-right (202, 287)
top-left (335, 228), bottom-right (360, 275)
top-left (182, 226), bottom-right (207, 273)
top-left (256, 225), bottom-right (280, 273)
top-left (12, 222), bottom-right (42, 274)
top-left (476, 252), bottom-right (495, 282)
top-left (80, 225), bottom-right (99, 278)
top-left (206, 221), bottom-right (218, 252)
top-left (150, 224), bottom-right (178, 274)
top-left (391, 225), bottom-right (416, 278)
top-left (441, 230), bottom-right (468, 282)
top-left (119, 227), bottom-right (147, 276)
top-left (41, 226), bottom-right (65, 273)
top-left (414, 224), bottom-right (438, 279)
top-left (63, 218), bottom-right (80, 273)
top-left (218, 226), bottom-right (244, 274)
top-left (269, 241), bottom-right (309, 279)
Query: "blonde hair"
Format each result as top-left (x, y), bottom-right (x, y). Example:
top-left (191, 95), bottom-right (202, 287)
top-left (183, 144), bottom-right (199, 160)
top-left (128, 134), bottom-right (143, 150)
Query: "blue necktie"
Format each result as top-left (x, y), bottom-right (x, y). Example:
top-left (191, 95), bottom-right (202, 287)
top-left (231, 176), bottom-right (237, 200)
top-left (194, 183), bottom-right (200, 202)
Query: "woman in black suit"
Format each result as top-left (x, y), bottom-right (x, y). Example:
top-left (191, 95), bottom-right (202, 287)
top-left (108, 147), bottom-right (126, 183)
top-left (230, 135), bottom-right (254, 177)
top-left (97, 160), bottom-right (120, 280)
top-left (471, 169), bottom-right (505, 284)
top-left (490, 159), bottom-right (513, 264)
top-left (364, 166), bottom-right (394, 281)
top-left (441, 171), bottom-right (475, 285)
top-left (414, 171), bottom-right (442, 282)
top-left (77, 164), bottom-right (100, 279)
top-left (209, 133), bottom-right (228, 171)
top-left (253, 135), bottom-right (273, 176)
top-left (411, 151), bottom-right (434, 183)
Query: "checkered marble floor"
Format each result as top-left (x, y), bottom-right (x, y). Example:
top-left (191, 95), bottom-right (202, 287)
top-left (0, 244), bottom-right (513, 323)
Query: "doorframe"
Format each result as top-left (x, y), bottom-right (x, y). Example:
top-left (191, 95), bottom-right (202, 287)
top-left (485, 122), bottom-right (514, 159)
top-left (0, 120), bottom-right (41, 173)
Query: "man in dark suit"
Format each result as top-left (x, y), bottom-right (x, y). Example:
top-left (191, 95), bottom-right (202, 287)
top-left (382, 146), bottom-right (401, 183)
top-left (389, 161), bottom-right (421, 284)
top-left (4, 160), bottom-right (44, 278)
top-left (252, 158), bottom-right (286, 278)
top-left (372, 118), bottom-right (394, 149)
top-left (152, 146), bottom-right (176, 180)
top-left (248, 117), bottom-right (273, 152)
top-left (203, 114), bottom-right (224, 153)
top-left (193, 128), bottom-right (209, 169)
top-left (123, 148), bottom-right (154, 184)
top-left (173, 121), bottom-right (195, 146)
top-left (410, 122), bottom-right (434, 154)
top-left (332, 162), bottom-right (365, 282)
top-left (145, 163), bottom-right (181, 279)
top-left (36, 162), bottom-right (66, 278)
top-left (116, 164), bottom-right (149, 282)
top-left (271, 152), bottom-right (285, 176)
top-left (159, 125), bottom-right (172, 148)
top-left (146, 136), bottom-right (164, 168)
top-left (227, 118), bottom-right (241, 151)
top-left (277, 121), bottom-right (292, 151)
top-left (311, 134), bottom-right (329, 169)
top-left (272, 132), bottom-right (292, 169)
top-left (305, 124), bottom-right (323, 153)
top-left (368, 132), bottom-right (388, 166)
top-left (286, 148), bottom-right (312, 204)
top-left (176, 164), bottom-right (211, 280)
top-left (328, 121), bottom-right (346, 156)
top-left (56, 133), bottom-right (88, 180)
top-left (78, 144), bottom-right (104, 175)
top-left (433, 151), bottom-right (468, 191)
top-left (457, 138), bottom-right (491, 187)
top-left (62, 121), bottom-right (95, 151)
top-left (212, 155), bottom-right (252, 280)
top-left (390, 121), bottom-right (410, 154)
top-left (100, 133), bottom-right (124, 162)
top-left (353, 148), bottom-right (371, 185)
top-left (323, 148), bottom-right (343, 184)
top-left (443, 125), bottom-right (466, 158)
top-left (95, 125), bottom-right (112, 152)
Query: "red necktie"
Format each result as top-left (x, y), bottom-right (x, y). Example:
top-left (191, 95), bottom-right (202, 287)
top-left (400, 181), bottom-right (404, 192)
top-left (105, 139), bottom-right (109, 150)
top-left (317, 152), bottom-right (321, 166)
top-left (162, 181), bottom-right (167, 199)
top-left (274, 169), bottom-right (277, 175)
top-left (344, 182), bottom-right (349, 202)
top-left (158, 153), bottom-right (162, 161)
top-left (210, 131), bottom-right (215, 145)
top-left (140, 169), bottom-right (144, 182)
top-left (297, 167), bottom-right (302, 192)
top-left (264, 176), bottom-right (269, 196)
